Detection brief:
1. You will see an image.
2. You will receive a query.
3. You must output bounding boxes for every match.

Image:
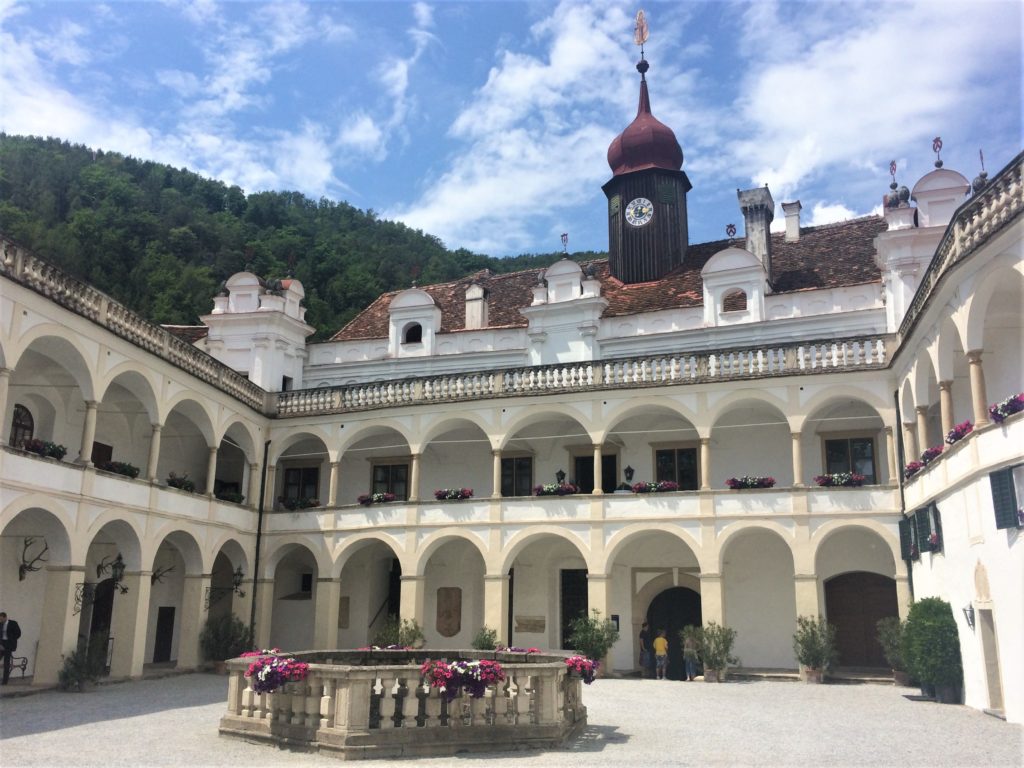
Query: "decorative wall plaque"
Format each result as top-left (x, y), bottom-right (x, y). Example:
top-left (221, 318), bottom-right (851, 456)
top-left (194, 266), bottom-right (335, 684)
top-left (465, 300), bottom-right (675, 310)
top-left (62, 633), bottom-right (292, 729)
top-left (436, 587), bottom-right (462, 637)
top-left (515, 615), bottom-right (546, 634)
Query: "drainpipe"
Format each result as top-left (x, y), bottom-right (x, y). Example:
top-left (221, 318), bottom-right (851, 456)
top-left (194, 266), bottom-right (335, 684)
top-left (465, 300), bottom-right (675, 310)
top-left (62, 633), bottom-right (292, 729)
top-left (250, 439), bottom-right (271, 639)
top-left (893, 390), bottom-right (913, 600)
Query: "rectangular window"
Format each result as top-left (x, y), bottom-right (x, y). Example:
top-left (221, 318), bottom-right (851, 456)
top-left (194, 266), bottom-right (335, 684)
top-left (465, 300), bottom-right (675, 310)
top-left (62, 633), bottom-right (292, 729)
top-left (283, 466), bottom-right (319, 502)
top-left (655, 447), bottom-right (698, 490)
top-left (990, 465), bottom-right (1023, 529)
top-left (501, 456), bottom-right (533, 497)
top-left (91, 441), bottom-right (113, 466)
top-left (372, 462), bottom-right (409, 500)
top-left (824, 436), bottom-right (877, 484)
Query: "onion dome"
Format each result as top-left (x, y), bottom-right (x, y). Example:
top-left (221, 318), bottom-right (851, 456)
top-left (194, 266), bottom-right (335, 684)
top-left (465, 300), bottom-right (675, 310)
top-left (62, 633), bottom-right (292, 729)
top-left (607, 60), bottom-right (683, 176)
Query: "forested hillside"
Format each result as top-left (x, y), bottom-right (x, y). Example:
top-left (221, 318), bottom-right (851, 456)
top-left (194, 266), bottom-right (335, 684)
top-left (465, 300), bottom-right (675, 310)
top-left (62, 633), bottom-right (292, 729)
top-left (0, 135), bottom-right (602, 338)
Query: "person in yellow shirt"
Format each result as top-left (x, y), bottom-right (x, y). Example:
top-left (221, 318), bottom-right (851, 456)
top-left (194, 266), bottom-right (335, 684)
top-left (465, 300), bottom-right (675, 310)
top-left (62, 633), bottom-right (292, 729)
top-left (653, 629), bottom-right (669, 679)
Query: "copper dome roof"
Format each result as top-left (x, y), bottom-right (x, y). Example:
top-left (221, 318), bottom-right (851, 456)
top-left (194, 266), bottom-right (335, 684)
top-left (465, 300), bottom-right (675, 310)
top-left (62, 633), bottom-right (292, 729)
top-left (607, 76), bottom-right (683, 176)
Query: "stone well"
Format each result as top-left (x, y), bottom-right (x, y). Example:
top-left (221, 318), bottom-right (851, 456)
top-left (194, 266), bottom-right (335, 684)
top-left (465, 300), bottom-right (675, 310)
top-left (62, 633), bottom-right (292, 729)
top-left (219, 649), bottom-right (588, 760)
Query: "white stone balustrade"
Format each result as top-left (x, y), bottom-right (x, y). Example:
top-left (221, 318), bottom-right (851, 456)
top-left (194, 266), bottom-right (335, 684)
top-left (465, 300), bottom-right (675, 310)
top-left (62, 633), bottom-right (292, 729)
top-left (219, 650), bottom-right (587, 760)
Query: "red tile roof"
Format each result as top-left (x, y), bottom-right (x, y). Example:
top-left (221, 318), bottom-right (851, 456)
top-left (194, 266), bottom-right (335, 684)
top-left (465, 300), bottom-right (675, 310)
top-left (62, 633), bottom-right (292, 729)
top-left (331, 216), bottom-right (885, 342)
top-left (163, 325), bottom-right (210, 343)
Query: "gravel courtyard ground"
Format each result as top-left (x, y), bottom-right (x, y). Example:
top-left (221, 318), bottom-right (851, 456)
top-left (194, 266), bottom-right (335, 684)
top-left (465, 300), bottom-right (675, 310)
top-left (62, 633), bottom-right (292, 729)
top-left (1, 674), bottom-right (1021, 767)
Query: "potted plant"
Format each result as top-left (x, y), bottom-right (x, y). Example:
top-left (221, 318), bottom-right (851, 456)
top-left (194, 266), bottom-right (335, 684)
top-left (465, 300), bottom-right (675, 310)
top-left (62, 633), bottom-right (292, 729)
top-left (812, 472), bottom-right (866, 487)
top-left (989, 392), bottom-right (1024, 423)
top-left (876, 616), bottom-right (911, 686)
top-left (904, 460), bottom-right (925, 480)
top-left (631, 480), bottom-right (680, 493)
top-left (533, 482), bottom-right (580, 496)
top-left (97, 460), bottom-right (140, 478)
top-left (725, 476), bottom-right (776, 489)
top-left (371, 616), bottom-right (424, 648)
top-left (567, 609), bottom-right (620, 672)
top-left (57, 634), bottom-right (108, 691)
top-left (944, 420), bottom-right (973, 445)
top-left (696, 622), bottom-right (738, 682)
top-left (357, 492), bottom-right (396, 506)
top-left (23, 438), bottom-right (68, 461)
top-left (920, 446), bottom-right (943, 465)
top-left (902, 597), bottom-right (963, 703)
top-left (471, 625), bottom-right (498, 650)
top-left (434, 488), bottom-right (473, 500)
top-left (792, 615), bottom-right (837, 683)
top-left (166, 472), bottom-right (196, 492)
top-left (199, 614), bottom-right (254, 673)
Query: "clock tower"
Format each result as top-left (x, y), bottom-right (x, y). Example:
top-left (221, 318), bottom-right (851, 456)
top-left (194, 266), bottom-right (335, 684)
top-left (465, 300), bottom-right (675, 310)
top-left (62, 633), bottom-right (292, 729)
top-left (603, 55), bottom-right (690, 284)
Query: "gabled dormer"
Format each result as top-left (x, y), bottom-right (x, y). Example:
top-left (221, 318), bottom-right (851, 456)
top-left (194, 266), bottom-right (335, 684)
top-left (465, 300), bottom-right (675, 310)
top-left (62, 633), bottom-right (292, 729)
top-left (521, 259), bottom-right (607, 365)
top-left (700, 247), bottom-right (767, 326)
top-left (388, 288), bottom-right (441, 357)
top-left (911, 168), bottom-right (970, 228)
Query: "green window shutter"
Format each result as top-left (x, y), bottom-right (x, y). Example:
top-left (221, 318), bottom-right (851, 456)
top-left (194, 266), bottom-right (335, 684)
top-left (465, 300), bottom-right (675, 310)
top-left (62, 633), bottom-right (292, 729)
top-left (930, 503), bottom-right (943, 549)
top-left (990, 467), bottom-right (1020, 529)
top-left (898, 517), bottom-right (914, 560)
top-left (914, 507), bottom-right (933, 551)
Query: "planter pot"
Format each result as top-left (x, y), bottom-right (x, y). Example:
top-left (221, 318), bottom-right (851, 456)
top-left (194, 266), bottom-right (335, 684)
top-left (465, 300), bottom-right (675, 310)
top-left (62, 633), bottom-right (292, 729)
top-left (703, 668), bottom-right (722, 682)
top-left (75, 680), bottom-right (97, 693)
top-left (213, 660), bottom-right (228, 676)
top-left (802, 668), bottom-right (824, 684)
top-left (920, 683), bottom-right (935, 698)
top-left (935, 685), bottom-right (960, 704)
top-left (892, 670), bottom-right (912, 687)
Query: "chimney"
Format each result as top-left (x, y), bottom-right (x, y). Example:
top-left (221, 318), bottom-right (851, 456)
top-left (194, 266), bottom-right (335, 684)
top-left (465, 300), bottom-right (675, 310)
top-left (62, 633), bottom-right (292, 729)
top-left (782, 200), bottom-right (801, 242)
top-left (465, 283), bottom-right (488, 329)
top-left (737, 185), bottom-right (775, 284)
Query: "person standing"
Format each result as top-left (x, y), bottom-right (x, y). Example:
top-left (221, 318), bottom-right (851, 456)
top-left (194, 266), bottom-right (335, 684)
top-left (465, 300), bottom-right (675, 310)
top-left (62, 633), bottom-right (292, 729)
top-left (0, 612), bottom-right (22, 685)
top-left (653, 629), bottom-right (669, 680)
top-left (638, 621), bottom-right (652, 678)
top-left (682, 629), bottom-right (698, 681)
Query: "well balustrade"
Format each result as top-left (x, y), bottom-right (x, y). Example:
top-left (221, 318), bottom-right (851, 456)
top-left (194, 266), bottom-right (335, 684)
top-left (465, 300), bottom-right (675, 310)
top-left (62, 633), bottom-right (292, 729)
top-left (219, 649), bottom-right (587, 760)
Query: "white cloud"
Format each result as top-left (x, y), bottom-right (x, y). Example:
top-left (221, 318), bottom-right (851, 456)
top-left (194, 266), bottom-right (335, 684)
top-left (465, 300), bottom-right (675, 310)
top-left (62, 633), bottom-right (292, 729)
top-left (338, 114), bottom-right (384, 155)
top-left (156, 69), bottom-right (200, 97)
top-left (807, 202), bottom-right (859, 227)
top-left (412, 2), bottom-right (433, 29)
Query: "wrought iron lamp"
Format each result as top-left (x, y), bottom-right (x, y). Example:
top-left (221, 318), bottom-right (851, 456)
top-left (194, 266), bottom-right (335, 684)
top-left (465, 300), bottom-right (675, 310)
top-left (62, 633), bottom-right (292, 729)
top-left (231, 565), bottom-right (246, 596)
top-left (555, 469), bottom-right (566, 484)
top-left (111, 553), bottom-right (129, 594)
top-left (962, 604), bottom-right (975, 630)
top-left (624, 465), bottom-right (634, 482)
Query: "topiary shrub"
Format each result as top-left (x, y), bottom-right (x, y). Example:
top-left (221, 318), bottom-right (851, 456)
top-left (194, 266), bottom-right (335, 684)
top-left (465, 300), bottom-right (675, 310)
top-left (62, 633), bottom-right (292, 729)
top-left (902, 597), bottom-right (962, 689)
top-left (471, 626), bottom-right (498, 650)
top-left (567, 609), bottom-right (620, 663)
top-left (372, 616), bottom-right (425, 648)
top-left (199, 614), bottom-right (253, 662)
top-left (793, 615), bottom-right (838, 671)
top-left (876, 616), bottom-right (906, 672)
top-left (696, 621), bottom-right (738, 674)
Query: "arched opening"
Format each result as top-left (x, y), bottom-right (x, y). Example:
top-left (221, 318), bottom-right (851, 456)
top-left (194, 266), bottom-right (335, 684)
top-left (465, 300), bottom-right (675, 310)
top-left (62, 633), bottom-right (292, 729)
top-left (803, 397), bottom-right (888, 484)
top-left (824, 572), bottom-right (898, 668)
top-left (275, 434), bottom-right (329, 509)
top-left (337, 540), bottom-right (402, 647)
top-left (81, 520), bottom-right (142, 678)
top-left (711, 399), bottom-right (792, 487)
top-left (339, 427), bottom-right (411, 504)
top-left (422, 538), bottom-right (485, 648)
top-left (269, 545), bottom-right (318, 650)
top-left (979, 269), bottom-right (1023, 403)
top-left (502, 411), bottom-right (592, 494)
top-left (403, 323), bottom-right (423, 344)
top-left (10, 403), bottom-right (34, 447)
top-left (420, 420), bottom-right (491, 497)
top-left (647, 587), bottom-right (702, 680)
top-left (95, 371), bottom-right (157, 472)
top-left (158, 400), bottom-right (214, 491)
top-left (605, 406), bottom-right (699, 491)
top-left (722, 289), bottom-right (748, 312)
top-left (215, 423), bottom-right (255, 504)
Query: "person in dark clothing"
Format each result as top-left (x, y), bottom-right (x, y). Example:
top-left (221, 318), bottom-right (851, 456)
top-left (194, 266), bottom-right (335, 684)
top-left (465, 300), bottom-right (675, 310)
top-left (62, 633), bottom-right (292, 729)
top-left (0, 612), bottom-right (22, 685)
top-left (638, 621), bottom-right (653, 678)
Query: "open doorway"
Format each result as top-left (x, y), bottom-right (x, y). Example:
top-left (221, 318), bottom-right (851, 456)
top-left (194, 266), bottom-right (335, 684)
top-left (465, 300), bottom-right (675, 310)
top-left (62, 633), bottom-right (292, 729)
top-left (647, 587), bottom-right (701, 680)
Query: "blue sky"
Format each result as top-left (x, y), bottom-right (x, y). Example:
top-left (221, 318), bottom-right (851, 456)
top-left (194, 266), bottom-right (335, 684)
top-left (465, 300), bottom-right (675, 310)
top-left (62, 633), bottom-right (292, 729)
top-left (1, 0), bottom-right (1020, 257)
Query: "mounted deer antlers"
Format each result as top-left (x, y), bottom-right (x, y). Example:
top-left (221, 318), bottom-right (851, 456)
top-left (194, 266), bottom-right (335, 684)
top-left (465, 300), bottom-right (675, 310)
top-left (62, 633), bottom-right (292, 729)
top-left (18, 537), bottom-right (49, 580)
top-left (151, 564), bottom-right (175, 584)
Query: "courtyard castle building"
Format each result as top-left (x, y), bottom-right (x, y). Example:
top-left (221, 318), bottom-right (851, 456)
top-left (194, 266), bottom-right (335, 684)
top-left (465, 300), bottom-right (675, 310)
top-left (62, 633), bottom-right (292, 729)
top-left (1, 57), bottom-right (1022, 723)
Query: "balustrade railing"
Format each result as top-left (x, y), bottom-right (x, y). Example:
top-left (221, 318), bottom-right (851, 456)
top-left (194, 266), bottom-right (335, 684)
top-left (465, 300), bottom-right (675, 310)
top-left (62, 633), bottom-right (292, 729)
top-left (276, 335), bottom-right (893, 416)
top-left (220, 650), bottom-right (585, 759)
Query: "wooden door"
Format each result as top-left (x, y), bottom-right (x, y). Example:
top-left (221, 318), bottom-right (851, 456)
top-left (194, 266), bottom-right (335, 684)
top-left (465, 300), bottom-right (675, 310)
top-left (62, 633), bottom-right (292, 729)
top-left (152, 606), bottom-right (175, 663)
top-left (824, 572), bottom-right (898, 668)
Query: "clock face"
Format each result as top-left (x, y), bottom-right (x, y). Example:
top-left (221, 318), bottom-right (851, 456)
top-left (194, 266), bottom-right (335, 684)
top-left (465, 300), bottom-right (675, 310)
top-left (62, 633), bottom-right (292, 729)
top-left (625, 197), bottom-right (653, 227)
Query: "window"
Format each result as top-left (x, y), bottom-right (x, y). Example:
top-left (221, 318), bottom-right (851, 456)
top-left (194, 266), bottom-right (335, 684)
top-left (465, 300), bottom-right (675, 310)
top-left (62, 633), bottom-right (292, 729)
top-left (283, 466), bottom-right (320, 502)
top-left (722, 289), bottom-right (747, 312)
top-left (501, 456), bottom-right (533, 497)
top-left (91, 441), bottom-right (113, 466)
top-left (899, 503), bottom-right (943, 559)
top-left (281, 375), bottom-right (293, 392)
top-left (11, 404), bottom-right (33, 447)
top-left (372, 462), bottom-right (409, 500)
top-left (990, 465), bottom-right (1023, 529)
top-left (824, 436), bottom-right (877, 484)
top-left (655, 447), bottom-right (699, 490)
top-left (403, 323), bottom-right (422, 344)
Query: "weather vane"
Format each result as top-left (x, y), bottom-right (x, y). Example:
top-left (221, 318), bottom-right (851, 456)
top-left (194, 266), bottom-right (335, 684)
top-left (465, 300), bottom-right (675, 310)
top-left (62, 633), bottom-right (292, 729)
top-left (889, 160), bottom-right (897, 185)
top-left (561, 232), bottom-right (569, 254)
top-left (932, 136), bottom-right (943, 168)
top-left (634, 10), bottom-right (649, 59)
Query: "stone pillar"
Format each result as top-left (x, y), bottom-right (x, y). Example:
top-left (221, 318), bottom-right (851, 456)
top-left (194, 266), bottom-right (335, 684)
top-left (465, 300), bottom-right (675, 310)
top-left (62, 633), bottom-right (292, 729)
top-left (109, 571), bottom-right (152, 679)
top-left (146, 424), bottom-right (163, 481)
top-left (253, 578), bottom-right (275, 649)
top-left (938, 380), bottom-right (955, 439)
top-left (895, 575), bottom-right (912, 620)
top-left (915, 405), bottom-right (930, 452)
top-left (491, 450), bottom-right (502, 499)
top-left (967, 350), bottom-right (989, 426)
top-left (698, 573), bottom-right (723, 625)
top-left (328, 461), bottom-right (341, 507)
top-left (791, 433), bottom-right (804, 487)
top-left (884, 427), bottom-right (898, 483)
top-left (177, 573), bottom-right (211, 669)
top-left (585, 573), bottom-right (611, 667)
top-left (699, 438), bottom-right (711, 491)
top-left (794, 574), bottom-right (819, 618)
top-left (902, 422), bottom-right (918, 462)
top-left (0, 367), bottom-right (13, 445)
top-left (399, 575), bottom-right (426, 627)
top-left (265, 466), bottom-right (277, 508)
top-left (205, 446), bottom-right (218, 495)
top-left (77, 400), bottom-right (99, 465)
top-left (591, 444), bottom-right (603, 495)
top-left (247, 462), bottom-right (260, 509)
top-left (409, 453), bottom-right (421, 502)
top-left (483, 574), bottom-right (510, 644)
top-left (314, 578), bottom-right (342, 648)
top-left (32, 565), bottom-right (85, 685)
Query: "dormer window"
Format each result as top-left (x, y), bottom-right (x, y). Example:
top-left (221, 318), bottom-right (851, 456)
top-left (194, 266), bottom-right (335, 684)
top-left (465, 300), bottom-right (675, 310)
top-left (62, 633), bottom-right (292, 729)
top-left (403, 323), bottom-right (423, 344)
top-left (700, 247), bottom-right (767, 326)
top-left (722, 289), bottom-right (748, 312)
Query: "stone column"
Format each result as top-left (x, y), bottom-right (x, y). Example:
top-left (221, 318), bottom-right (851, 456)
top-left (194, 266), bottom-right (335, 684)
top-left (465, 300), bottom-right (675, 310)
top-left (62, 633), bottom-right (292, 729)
top-left (314, 578), bottom-right (342, 648)
top-left (791, 433), bottom-right (804, 487)
top-left (491, 450), bottom-right (502, 499)
top-left (0, 367), bottom-right (13, 445)
top-left (591, 444), bottom-right (604, 495)
top-left (902, 422), bottom-right (918, 462)
top-left (698, 573), bottom-right (724, 625)
top-left (794, 574), bottom-right (819, 618)
top-left (247, 462), bottom-right (260, 509)
top-left (586, 573), bottom-right (610, 620)
top-left (32, 565), bottom-right (86, 685)
top-left (146, 424), bottom-right (163, 481)
top-left (205, 446), bottom-right (218, 495)
top-left (328, 461), bottom-right (341, 507)
top-left (915, 405), bottom-right (930, 452)
top-left (409, 453), bottom-right (421, 502)
top-left (967, 350), bottom-right (989, 426)
top-left (895, 575), bottom-right (912, 620)
top-left (399, 575), bottom-right (426, 627)
top-left (265, 466), bottom-right (277, 508)
top-left (884, 427), bottom-right (898, 483)
top-left (483, 574), bottom-right (510, 644)
top-left (77, 400), bottom-right (99, 464)
top-left (253, 578), bottom-right (275, 649)
top-left (938, 380), bottom-right (955, 439)
top-left (109, 570), bottom-right (152, 679)
top-left (177, 573), bottom-right (211, 670)
top-left (699, 438), bottom-right (711, 491)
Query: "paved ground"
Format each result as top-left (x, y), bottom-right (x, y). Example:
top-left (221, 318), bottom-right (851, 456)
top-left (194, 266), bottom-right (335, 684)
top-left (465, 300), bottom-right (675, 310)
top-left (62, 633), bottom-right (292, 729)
top-left (1, 674), bottom-right (1021, 767)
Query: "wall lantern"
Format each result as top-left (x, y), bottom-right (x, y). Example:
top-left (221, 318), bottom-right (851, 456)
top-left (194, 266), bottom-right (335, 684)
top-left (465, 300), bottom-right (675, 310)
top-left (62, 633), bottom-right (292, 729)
top-left (624, 465), bottom-right (635, 482)
top-left (555, 469), bottom-right (566, 484)
top-left (232, 565), bottom-right (246, 597)
top-left (111, 553), bottom-right (130, 595)
top-left (962, 604), bottom-right (975, 630)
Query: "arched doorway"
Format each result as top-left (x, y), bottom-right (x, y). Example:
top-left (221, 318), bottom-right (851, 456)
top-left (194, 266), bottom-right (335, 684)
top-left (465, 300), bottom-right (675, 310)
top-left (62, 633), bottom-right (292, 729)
top-left (647, 587), bottom-right (701, 680)
top-left (87, 579), bottom-right (115, 671)
top-left (824, 572), bottom-right (898, 668)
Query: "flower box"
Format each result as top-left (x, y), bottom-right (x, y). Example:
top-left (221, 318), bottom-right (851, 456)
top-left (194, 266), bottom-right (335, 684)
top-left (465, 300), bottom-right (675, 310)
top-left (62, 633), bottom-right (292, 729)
top-left (989, 393), bottom-right (1024, 423)
top-left (22, 438), bottom-right (67, 460)
top-left (564, 655), bottom-right (598, 684)
top-left (813, 473), bottom-right (866, 487)
top-left (420, 658), bottom-right (506, 699)
top-left (282, 496), bottom-right (319, 510)
top-left (631, 480), bottom-right (680, 493)
top-left (166, 472), bottom-right (196, 493)
top-left (434, 488), bottom-right (473, 501)
top-left (242, 649), bottom-right (310, 694)
top-left (216, 491), bottom-right (245, 504)
top-left (904, 460), bottom-right (925, 480)
top-left (97, 460), bottom-right (140, 478)
top-left (533, 482), bottom-right (579, 496)
top-left (357, 492), bottom-right (396, 506)
top-left (945, 420), bottom-right (973, 445)
top-left (920, 446), bottom-right (943, 465)
top-left (725, 476), bottom-right (776, 490)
